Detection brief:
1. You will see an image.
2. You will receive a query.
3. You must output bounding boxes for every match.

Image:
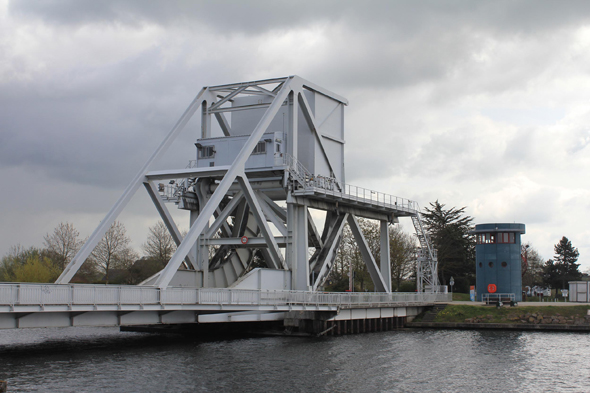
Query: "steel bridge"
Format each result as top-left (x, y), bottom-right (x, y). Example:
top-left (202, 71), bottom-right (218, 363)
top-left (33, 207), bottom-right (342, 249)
top-left (0, 76), bottom-right (443, 333)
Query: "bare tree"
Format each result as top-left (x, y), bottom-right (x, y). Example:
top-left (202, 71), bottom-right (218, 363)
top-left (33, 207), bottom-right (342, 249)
top-left (521, 242), bottom-right (544, 288)
top-left (43, 222), bottom-right (85, 270)
top-left (91, 221), bottom-right (138, 284)
top-left (142, 221), bottom-right (176, 268)
top-left (389, 225), bottom-right (416, 291)
top-left (324, 218), bottom-right (417, 292)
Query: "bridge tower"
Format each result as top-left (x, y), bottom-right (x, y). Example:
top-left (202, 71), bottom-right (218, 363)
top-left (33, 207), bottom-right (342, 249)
top-left (56, 76), bottom-right (438, 292)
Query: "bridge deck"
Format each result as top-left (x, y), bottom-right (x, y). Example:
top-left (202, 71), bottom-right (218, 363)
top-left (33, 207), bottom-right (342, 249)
top-left (0, 283), bottom-right (450, 329)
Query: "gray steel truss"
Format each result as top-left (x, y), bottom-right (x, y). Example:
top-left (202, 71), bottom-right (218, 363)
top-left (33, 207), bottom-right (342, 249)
top-left (56, 76), bottom-right (438, 294)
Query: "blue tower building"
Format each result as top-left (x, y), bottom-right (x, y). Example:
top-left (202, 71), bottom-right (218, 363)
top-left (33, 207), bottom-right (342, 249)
top-left (472, 223), bottom-right (525, 302)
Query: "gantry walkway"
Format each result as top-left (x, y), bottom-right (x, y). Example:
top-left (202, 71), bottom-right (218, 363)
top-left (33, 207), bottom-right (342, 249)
top-left (0, 283), bottom-right (450, 329)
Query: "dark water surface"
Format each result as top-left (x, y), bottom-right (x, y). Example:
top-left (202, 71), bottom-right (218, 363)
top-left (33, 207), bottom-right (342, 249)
top-left (1, 327), bottom-right (589, 392)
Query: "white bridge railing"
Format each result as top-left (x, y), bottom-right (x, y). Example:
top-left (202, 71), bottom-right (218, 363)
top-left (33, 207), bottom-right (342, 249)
top-left (0, 283), bottom-right (450, 309)
top-left (284, 154), bottom-right (418, 213)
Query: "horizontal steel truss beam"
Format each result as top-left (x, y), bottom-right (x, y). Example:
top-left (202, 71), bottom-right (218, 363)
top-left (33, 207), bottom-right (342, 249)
top-left (289, 196), bottom-right (395, 222)
top-left (207, 77), bottom-right (288, 92)
top-left (198, 310), bottom-right (286, 323)
top-left (145, 166), bottom-right (230, 181)
top-left (202, 237), bottom-right (287, 247)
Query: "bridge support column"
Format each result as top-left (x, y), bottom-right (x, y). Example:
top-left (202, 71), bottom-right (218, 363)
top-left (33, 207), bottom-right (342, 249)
top-left (287, 201), bottom-right (309, 291)
top-left (380, 221), bottom-right (391, 292)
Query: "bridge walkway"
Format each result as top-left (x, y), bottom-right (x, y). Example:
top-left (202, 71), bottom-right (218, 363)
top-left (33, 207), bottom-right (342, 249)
top-left (0, 283), bottom-right (450, 329)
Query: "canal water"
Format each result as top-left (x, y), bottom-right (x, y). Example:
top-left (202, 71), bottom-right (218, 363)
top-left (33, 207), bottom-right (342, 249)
top-left (0, 327), bottom-right (589, 392)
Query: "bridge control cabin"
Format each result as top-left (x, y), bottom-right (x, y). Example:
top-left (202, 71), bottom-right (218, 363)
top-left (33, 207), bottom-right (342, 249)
top-left (195, 131), bottom-right (286, 171)
top-left (194, 89), bottom-right (345, 182)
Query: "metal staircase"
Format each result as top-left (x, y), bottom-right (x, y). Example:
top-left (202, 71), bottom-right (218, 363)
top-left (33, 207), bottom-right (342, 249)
top-left (411, 209), bottom-right (440, 293)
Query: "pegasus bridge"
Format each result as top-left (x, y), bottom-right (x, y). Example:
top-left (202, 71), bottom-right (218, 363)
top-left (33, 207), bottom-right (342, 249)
top-left (0, 76), bottom-right (448, 335)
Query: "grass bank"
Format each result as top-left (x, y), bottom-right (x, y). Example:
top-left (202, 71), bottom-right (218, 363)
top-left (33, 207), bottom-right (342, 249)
top-left (451, 293), bottom-right (471, 301)
top-left (427, 304), bottom-right (590, 324)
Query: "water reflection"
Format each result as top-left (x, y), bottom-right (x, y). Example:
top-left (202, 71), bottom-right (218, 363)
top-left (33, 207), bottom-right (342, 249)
top-left (1, 327), bottom-right (589, 392)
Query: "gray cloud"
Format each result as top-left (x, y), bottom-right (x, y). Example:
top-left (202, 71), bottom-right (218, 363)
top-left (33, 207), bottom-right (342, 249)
top-left (11, 1), bottom-right (590, 35)
top-left (3, 0), bottom-right (590, 265)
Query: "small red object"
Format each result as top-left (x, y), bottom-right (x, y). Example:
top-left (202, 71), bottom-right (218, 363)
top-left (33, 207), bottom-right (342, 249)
top-left (488, 284), bottom-right (497, 293)
top-left (241, 236), bottom-right (248, 244)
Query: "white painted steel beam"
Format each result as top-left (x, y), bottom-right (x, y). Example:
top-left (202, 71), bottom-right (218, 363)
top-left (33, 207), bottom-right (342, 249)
top-left (307, 210), bottom-right (323, 249)
top-left (205, 192), bottom-right (244, 239)
top-left (291, 203), bottom-right (309, 290)
top-left (298, 92), bottom-right (339, 180)
top-left (347, 215), bottom-right (389, 293)
top-left (312, 213), bottom-right (348, 291)
top-left (257, 192), bottom-right (287, 220)
top-left (203, 237), bottom-right (287, 247)
top-left (210, 86), bottom-right (248, 110)
top-left (380, 221), bottom-right (392, 292)
top-left (214, 112), bottom-right (232, 136)
top-left (144, 180), bottom-right (196, 269)
top-left (237, 174), bottom-right (286, 270)
top-left (249, 85), bottom-right (277, 97)
top-left (154, 77), bottom-right (295, 288)
top-left (56, 87), bottom-right (216, 284)
top-left (198, 311), bottom-right (286, 323)
top-left (145, 166), bottom-right (230, 181)
top-left (297, 77), bottom-right (349, 105)
top-left (208, 77), bottom-right (288, 92)
top-left (257, 191), bottom-right (288, 237)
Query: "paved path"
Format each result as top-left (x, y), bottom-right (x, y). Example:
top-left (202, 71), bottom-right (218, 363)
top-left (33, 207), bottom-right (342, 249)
top-left (451, 301), bottom-right (590, 307)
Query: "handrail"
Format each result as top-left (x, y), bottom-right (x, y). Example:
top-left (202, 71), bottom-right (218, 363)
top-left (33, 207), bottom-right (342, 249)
top-left (284, 154), bottom-right (418, 213)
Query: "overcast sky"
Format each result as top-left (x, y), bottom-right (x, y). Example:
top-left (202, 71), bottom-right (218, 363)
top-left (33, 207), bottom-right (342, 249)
top-left (2, 0), bottom-right (590, 269)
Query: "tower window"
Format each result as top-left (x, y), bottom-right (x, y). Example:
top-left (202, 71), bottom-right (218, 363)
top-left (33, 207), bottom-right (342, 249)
top-left (497, 233), bottom-right (516, 244)
top-left (252, 141), bottom-right (266, 154)
top-left (199, 145), bottom-right (215, 158)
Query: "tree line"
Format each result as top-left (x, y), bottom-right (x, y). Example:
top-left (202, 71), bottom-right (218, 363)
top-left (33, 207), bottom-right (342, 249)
top-left (0, 221), bottom-right (176, 285)
top-left (0, 202), bottom-right (584, 294)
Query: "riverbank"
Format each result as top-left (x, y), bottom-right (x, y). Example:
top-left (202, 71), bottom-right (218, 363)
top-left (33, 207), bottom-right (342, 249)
top-left (407, 321), bottom-right (590, 331)
top-left (407, 303), bottom-right (590, 331)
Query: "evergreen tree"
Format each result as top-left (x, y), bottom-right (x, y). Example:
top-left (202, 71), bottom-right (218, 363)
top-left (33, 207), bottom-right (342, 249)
top-left (543, 236), bottom-right (581, 291)
top-left (421, 201), bottom-right (475, 291)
